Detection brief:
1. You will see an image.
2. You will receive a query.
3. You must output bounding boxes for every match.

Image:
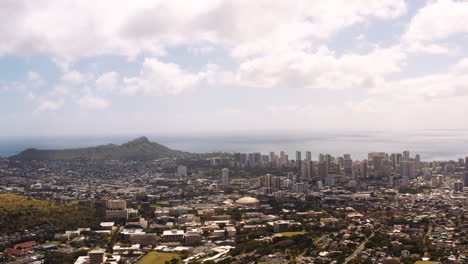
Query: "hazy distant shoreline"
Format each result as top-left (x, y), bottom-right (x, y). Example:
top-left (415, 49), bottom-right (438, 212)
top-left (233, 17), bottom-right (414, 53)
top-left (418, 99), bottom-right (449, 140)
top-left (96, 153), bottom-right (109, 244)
top-left (1, 130), bottom-right (468, 161)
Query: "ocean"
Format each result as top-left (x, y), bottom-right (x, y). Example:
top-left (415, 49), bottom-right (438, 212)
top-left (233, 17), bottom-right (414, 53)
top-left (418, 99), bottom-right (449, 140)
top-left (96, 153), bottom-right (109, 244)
top-left (1, 130), bottom-right (468, 161)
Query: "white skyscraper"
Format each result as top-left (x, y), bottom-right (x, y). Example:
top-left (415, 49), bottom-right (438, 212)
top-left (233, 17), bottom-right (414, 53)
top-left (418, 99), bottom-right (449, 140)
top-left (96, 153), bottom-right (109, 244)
top-left (221, 168), bottom-right (230, 186)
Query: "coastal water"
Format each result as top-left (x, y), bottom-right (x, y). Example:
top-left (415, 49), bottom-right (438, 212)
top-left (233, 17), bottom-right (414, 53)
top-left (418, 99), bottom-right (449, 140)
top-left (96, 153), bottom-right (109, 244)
top-left (1, 130), bottom-right (468, 161)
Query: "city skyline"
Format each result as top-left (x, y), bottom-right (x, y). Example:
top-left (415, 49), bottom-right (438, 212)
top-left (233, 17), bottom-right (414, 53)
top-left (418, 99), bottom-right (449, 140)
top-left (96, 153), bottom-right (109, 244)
top-left (2, 0), bottom-right (468, 136)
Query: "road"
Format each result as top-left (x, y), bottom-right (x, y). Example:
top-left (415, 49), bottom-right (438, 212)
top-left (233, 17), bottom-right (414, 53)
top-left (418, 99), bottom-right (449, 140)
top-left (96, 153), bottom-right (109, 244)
top-left (343, 232), bottom-right (374, 264)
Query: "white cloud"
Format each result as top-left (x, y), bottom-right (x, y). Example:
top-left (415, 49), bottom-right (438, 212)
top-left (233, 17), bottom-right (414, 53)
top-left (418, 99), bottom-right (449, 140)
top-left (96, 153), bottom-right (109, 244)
top-left (123, 58), bottom-right (213, 95)
top-left (25, 92), bottom-right (36, 101)
top-left (35, 100), bottom-right (64, 113)
top-left (96, 72), bottom-right (120, 92)
top-left (78, 94), bottom-right (110, 110)
top-left (0, 0), bottom-right (406, 60)
top-left (61, 71), bottom-right (87, 85)
top-left (453, 57), bottom-right (468, 72)
top-left (236, 45), bottom-right (405, 89)
top-left (27, 71), bottom-right (41, 81)
top-left (402, 0), bottom-right (468, 54)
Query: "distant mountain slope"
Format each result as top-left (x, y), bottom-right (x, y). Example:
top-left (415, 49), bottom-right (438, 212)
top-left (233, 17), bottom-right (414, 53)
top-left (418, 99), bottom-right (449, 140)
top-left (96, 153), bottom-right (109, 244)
top-left (11, 136), bottom-right (189, 161)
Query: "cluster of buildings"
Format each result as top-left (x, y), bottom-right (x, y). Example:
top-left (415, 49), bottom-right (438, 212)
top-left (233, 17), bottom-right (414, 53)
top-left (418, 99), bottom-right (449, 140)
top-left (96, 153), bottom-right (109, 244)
top-left (0, 149), bottom-right (466, 263)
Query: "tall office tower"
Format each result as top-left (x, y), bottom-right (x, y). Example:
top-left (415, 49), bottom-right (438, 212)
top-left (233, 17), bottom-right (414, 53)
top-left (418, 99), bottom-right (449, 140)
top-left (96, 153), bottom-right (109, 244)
top-left (368, 152), bottom-right (386, 161)
top-left (264, 173), bottom-right (274, 194)
top-left (361, 160), bottom-right (368, 179)
top-left (280, 151), bottom-right (286, 160)
top-left (464, 171), bottom-right (468, 187)
top-left (295, 151), bottom-right (302, 167)
top-left (318, 161), bottom-right (328, 180)
top-left (403, 150), bottom-right (410, 160)
top-left (240, 153), bottom-right (247, 165)
top-left (453, 181), bottom-right (464, 193)
top-left (273, 176), bottom-right (281, 190)
top-left (319, 153), bottom-right (325, 162)
top-left (262, 155), bottom-right (270, 164)
top-left (465, 157), bottom-right (468, 171)
top-left (221, 168), bottom-right (230, 186)
top-left (305, 151), bottom-right (312, 161)
top-left (372, 156), bottom-right (384, 178)
top-left (390, 153), bottom-right (398, 168)
top-left (301, 160), bottom-right (314, 182)
top-left (248, 153), bottom-right (256, 167)
top-left (258, 175), bottom-right (265, 187)
top-left (300, 161), bottom-right (308, 182)
top-left (415, 154), bottom-right (421, 169)
top-left (458, 158), bottom-right (465, 167)
top-left (269, 152), bottom-right (275, 163)
top-left (343, 154), bottom-right (351, 160)
top-left (431, 175), bottom-right (439, 187)
top-left (254, 152), bottom-right (262, 166)
top-left (400, 161), bottom-right (416, 179)
top-left (279, 151), bottom-right (286, 165)
top-left (234, 153), bottom-right (241, 164)
top-left (337, 157), bottom-right (344, 168)
top-left (343, 156), bottom-right (352, 174)
top-left (176, 165), bottom-right (188, 179)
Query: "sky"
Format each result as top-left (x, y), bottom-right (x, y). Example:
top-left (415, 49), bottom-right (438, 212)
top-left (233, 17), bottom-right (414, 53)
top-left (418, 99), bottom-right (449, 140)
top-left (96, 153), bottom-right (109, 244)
top-left (1, 0), bottom-right (468, 137)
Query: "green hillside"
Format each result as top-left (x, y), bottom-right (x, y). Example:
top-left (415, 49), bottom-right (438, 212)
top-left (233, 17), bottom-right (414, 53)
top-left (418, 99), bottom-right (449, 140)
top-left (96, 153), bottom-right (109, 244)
top-left (0, 193), bottom-right (99, 234)
top-left (12, 136), bottom-right (189, 161)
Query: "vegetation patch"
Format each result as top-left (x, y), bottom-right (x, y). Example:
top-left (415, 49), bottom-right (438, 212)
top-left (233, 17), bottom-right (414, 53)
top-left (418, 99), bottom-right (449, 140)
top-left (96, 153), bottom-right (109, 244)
top-left (137, 252), bottom-right (180, 264)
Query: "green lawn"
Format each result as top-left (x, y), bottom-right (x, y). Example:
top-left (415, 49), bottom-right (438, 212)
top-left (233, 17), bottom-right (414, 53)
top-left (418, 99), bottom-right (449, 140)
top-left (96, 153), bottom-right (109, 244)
top-left (278, 231), bottom-right (307, 237)
top-left (138, 252), bottom-right (180, 264)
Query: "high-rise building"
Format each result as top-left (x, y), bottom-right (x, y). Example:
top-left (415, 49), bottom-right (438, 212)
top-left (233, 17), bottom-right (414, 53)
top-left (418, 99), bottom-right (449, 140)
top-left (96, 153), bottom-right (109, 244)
top-left (400, 161), bottom-right (416, 179)
top-left (295, 151), bottom-right (302, 163)
top-left (372, 156), bottom-right (384, 178)
top-left (343, 156), bottom-right (353, 174)
top-left (463, 171), bottom-right (468, 187)
top-left (264, 173), bottom-right (274, 194)
top-left (234, 153), bottom-right (241, 164)
top-left (106, 200), bottom-right (126, 210)
top-left (453, 181), bottom-right (464, 193)
top-left (318, 161), bottom-right (328, 180)
top-left (415, 154), bottom-right (421, 169)
top-left (295, 151), bottom-right (302, 168)
top-left (403, 150), bottom-right (410, 160)
top-left (176, 165), bottom-right (188, 179)
top-left (465, 157), bottom-right (468, 171)
top-left (221, 168), bottom-right (229, 186)
top-left (390, 153), bottom-right (398, 168)
top-left (279, 151), bottom-right (287, 166)
top-left (360, 160), bottom-right (368, 179)
top-left (273, 176), bottom-right (281, 190)
top-left (240, 153), bottom-right (247, 165)
top-left (301, 160), bottom-right (314, 182)
top-left (305, 151), bottom-right (312, 161)
top-left (368, 152), bottom-right (386, 161)
top-left (319, 153), bottom-right (325, 162)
